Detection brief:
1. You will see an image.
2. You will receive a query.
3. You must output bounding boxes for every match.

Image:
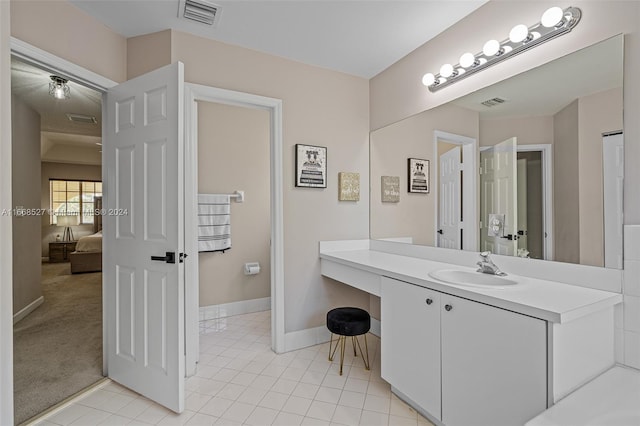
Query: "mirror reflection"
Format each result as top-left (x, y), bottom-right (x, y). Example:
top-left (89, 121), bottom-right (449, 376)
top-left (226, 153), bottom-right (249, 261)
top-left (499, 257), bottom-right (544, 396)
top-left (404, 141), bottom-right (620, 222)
top-left (370, 35), bottom-right (623, 268)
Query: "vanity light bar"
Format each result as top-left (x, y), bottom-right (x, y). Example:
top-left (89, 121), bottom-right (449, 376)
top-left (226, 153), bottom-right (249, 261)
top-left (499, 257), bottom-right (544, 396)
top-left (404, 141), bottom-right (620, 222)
top-left (422, 6), bottom-right (581, 93)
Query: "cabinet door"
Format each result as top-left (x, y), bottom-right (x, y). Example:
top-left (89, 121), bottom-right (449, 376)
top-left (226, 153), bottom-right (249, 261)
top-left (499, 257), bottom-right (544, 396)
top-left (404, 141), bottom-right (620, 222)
top-left (441, 294), bottom-right (547, 426)
top-left (381, 277), bottom-right (441, 420)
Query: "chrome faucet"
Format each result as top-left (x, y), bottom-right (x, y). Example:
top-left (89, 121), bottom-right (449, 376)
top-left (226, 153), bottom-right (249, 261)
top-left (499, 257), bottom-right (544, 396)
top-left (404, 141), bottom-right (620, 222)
top-left (476, 251), bottom-right (507, 276)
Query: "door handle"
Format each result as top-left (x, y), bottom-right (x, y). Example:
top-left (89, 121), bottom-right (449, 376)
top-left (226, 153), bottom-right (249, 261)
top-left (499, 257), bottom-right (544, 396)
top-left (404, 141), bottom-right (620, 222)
top-left (151, 252), bottom-right (176, 264)
top-left (437, 229), bottom-right (443, 235)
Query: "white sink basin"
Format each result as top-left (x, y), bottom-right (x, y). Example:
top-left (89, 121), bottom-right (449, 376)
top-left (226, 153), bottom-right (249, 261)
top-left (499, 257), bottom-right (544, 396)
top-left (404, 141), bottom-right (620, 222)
top-left (428, 269), bottom-right (519, 289)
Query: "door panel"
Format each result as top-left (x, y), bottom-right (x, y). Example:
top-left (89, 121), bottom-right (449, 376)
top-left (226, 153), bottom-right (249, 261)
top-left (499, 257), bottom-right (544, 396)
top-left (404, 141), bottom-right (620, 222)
top-left (439, 146), bottom-right (461, 249)
top-left (480, 138), bottom-right (518, 256)
top-left (105, 62), bottom-right (185, 413)
top-left (381, 277), bottom-right (441, 420)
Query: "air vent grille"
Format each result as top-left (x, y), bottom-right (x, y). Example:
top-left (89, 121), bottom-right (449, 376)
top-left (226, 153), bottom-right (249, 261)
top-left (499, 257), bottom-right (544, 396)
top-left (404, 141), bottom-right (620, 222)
top-left (182, 0), bottom-right (219, 25)
top-left (481, 97), bottom-right (507, 107)
top-left (66, 113), bottom-right (97, 124)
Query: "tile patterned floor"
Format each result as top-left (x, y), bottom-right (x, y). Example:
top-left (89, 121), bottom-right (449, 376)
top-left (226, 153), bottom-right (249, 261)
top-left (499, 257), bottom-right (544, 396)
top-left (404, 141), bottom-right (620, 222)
top-left (33, 311), bottom-right (434, 426)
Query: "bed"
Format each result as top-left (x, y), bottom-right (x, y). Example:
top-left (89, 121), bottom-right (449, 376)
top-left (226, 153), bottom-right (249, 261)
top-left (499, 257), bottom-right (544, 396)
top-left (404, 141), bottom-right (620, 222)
top-left (69, 196), bottom-right (103, 274)
top-left (69, 231), bottom-right (102, 273)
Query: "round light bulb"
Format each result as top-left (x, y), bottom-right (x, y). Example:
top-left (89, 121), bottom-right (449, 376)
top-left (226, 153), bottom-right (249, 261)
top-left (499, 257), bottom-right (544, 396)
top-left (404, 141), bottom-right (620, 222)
top-left (483, 39), bottom-right (500, 56)
top-left (54, 86), bottom-right (65, 99)
top-left (422, 73), bottom-right (436, 86)
top-left (440, 63), bottom-right (454, 78)
top-left (509, 24), bottom-right (529, 43)
top-left (541, 6), bottom-right (564, 28)
top-left (459, 52), bottom-right (476, 69)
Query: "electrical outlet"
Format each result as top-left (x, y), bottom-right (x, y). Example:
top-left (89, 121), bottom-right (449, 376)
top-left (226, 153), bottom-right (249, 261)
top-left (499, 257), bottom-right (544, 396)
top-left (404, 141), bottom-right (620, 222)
top-left (488, 213), bottom-right (505, 237)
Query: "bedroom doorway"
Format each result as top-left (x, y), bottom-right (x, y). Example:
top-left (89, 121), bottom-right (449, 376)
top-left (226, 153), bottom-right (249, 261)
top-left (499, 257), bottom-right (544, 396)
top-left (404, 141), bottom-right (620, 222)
top-left (10, 56), bottom-right (105, 424)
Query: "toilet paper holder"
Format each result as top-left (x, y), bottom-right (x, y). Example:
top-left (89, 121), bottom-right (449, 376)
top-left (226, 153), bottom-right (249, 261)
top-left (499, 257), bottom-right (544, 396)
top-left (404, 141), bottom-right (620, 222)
top-left (244, 262), bottom-right (260, 275)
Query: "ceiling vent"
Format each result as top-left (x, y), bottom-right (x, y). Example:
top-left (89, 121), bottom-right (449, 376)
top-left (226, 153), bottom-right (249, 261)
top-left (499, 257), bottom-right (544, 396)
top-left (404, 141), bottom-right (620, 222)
top-left (66, 113), bottom-right (97, 124)
top-left (481, 97), bottom-right (507, 107)
top-left (179, 0), bottom-right (220, 26)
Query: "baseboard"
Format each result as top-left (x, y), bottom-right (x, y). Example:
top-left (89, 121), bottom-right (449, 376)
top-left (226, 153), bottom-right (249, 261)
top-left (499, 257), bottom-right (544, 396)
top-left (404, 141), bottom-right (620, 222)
top-left (284, 325), bottom-right (331, 352)
top-left (199, 297), bottom-right (271, 321)
top-left (13, 296), bottom-right (44, 325)
top-left (284, 318), bottom-right (381, 352)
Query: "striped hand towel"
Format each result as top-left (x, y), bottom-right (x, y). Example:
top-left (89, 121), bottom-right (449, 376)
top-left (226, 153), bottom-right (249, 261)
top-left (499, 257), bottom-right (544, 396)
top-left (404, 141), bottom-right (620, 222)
top-left (197, 194), bottom-right (231, 252)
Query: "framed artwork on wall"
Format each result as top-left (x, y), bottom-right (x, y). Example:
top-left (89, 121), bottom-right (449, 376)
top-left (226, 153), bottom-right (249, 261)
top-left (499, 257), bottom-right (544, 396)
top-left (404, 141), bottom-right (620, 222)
top-left (295, 144), bottom-right (327, 188)
top-left (338, 172), bottom-right (360, 201)
top-left (408, 158), bottom-right (429, 193)
top-left (381, 176), bottom-right (400, 203)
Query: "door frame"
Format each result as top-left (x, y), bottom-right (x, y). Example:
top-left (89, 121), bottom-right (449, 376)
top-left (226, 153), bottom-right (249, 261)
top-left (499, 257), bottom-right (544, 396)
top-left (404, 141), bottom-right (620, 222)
top-left (479, 143), bottom-right (553, 260)
top-left (433, 130), bottom-right (478, 252)
top-left (184, 84), bottom-right (285, 362)
top-left (4, 37), bottom-right (117, 420)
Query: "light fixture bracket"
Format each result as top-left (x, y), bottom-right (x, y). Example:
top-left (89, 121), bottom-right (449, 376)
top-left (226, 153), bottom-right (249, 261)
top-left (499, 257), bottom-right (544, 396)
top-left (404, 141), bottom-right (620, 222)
top-left (425, 6), bottom-right (581, 93)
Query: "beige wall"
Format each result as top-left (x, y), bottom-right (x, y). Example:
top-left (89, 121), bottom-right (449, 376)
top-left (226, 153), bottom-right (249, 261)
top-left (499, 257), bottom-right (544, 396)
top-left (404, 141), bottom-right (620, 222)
top-left (127, 30), bottom-right (371, 332)
top-left (480, 116), bottom-right (554, 147)
top-left (11, 95), bottom-right (41, 314)
top-left (40, 162), bottom-right (101, 258)
top-left (197, 102), bottom-right (271, 307)
top-left (370, 103), bottom-right (478, 245)
top-left (127, 30), bottom-right (172, 80)
top-left (370, 1), bottom-right (640, 225)
top-left (578, 88), bottom-right (624, 266)
top-left (41, 144), bottom-right (101, 166)
top-left (554, 100), bottom-right (580, 264)
top-left (519, 151), bottom-right (544, 260)
top-left (10, 0), bottom-right (126, 83)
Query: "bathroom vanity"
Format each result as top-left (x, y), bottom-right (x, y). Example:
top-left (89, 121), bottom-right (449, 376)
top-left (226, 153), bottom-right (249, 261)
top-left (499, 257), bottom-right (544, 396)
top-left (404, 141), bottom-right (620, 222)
top-left (319, 240), bottom-right (623, 426)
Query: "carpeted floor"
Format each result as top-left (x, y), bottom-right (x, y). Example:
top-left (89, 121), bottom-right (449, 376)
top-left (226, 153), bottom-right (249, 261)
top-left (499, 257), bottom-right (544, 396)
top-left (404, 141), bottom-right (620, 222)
top-left (13, 262), bottom-right (103, 425)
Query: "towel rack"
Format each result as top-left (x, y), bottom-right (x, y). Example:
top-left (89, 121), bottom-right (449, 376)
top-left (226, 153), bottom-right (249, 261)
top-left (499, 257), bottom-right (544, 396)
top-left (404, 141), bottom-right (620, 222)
top-left (228, 190), bottom-right (244, 203)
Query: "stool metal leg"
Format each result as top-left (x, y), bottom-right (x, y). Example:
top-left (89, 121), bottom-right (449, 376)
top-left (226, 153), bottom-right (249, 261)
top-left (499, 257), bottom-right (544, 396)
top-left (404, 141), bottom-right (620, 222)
top-left (354, 334), bottom-right (370, 371)
top-left (329, 333), bottom-right (340, 362)
top-left (339, 335), bottom-right (346, 375)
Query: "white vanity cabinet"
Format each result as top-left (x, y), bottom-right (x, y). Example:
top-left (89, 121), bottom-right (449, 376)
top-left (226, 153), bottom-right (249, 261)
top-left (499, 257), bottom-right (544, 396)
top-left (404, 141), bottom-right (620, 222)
top-left (380, 276), bottom-right (442, 419)
top-left (381, 276), bottom-right (547, 426)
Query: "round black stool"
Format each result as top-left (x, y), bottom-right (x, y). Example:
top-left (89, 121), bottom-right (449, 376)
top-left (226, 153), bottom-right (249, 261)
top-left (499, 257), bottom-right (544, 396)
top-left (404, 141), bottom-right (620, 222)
top-left (326, 307), bottom-right (371, 375)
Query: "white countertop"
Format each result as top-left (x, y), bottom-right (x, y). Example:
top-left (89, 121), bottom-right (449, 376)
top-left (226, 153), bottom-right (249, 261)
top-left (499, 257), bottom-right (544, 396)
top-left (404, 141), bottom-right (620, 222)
top-left (320, 248), bottom-right (622, 323)
top-left (525, 366), bottom-right (640, 425)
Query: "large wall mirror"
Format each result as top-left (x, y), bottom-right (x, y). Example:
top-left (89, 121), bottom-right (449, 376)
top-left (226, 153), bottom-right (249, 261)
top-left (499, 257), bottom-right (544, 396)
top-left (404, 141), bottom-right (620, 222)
top-left (370, 35), bottom-right (624, 269)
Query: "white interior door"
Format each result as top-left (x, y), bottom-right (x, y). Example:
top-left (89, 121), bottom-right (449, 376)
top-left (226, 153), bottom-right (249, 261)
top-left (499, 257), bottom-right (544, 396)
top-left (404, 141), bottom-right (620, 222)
top-left (438, 146), bottom-right (461, 249)
top-left (603, 132), bottom-right (624, 269)
top-left (480, 137), bottom-right (518, 256)
top-left (516, 158), bottom-right (528, 254)
top-left (104, 62), bottom-right (185, 412)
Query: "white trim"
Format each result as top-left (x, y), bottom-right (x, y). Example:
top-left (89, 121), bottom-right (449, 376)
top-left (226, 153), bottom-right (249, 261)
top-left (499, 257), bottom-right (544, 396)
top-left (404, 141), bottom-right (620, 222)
top-left (3, 37), bottom-right (117, 421)
top-left (284, 326), bottom-right (331, 352)
top-left (0, 3), bottom-right (13, 422)
top-left (184, 84), bottom-right (285, 368)
top-left (283, 321), bottom-right (380, 353)
top-left (433, 130), bottom-right (479, 252)
top-left (479, 144), bottom-right (554, 261)
top-left (13, 296), bottom-right (44, 324)
top-left (10, 37), bottom-right (117, 91)
top-left (199, 297), bottom-right (271, 321)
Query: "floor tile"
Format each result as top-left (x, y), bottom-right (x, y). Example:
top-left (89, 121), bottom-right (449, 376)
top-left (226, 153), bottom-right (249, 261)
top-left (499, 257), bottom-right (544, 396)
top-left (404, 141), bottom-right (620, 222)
top-left (281, 395), bottom-right (313, 416)
top-left (245, 406), bottom-right (279, 426)
top-left (34, 311), bottom-right (402, 426)
top-left (306, 401), bottom-right (337, 422)
top-left (258, 391), bottom-right (289, 411)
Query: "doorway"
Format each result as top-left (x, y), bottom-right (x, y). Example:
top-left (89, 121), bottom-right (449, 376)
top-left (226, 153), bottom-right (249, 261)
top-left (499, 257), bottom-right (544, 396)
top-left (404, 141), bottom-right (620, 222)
top-left (10, 56), bottom-right (105, 424)
top-left (433, 130), bottom-right (478, 252)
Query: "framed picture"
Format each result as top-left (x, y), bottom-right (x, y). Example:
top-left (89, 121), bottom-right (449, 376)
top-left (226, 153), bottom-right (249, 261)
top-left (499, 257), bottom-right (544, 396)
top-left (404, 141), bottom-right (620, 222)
top-left (381, 176), bottom-right (400, 203)
top-left (295, 144), bottom-right (327, 188)
top-left (408, 158), bottom-right (429, 193)
top-left (338, 172), bottom-right (360, 201)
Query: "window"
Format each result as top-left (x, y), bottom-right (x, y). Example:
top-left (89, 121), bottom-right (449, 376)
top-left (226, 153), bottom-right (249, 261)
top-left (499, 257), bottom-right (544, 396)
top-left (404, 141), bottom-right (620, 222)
top-left (50, 180), bottom-right (102, 225)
